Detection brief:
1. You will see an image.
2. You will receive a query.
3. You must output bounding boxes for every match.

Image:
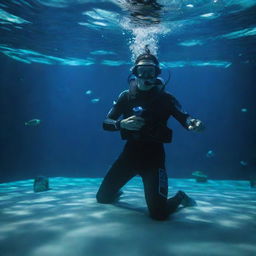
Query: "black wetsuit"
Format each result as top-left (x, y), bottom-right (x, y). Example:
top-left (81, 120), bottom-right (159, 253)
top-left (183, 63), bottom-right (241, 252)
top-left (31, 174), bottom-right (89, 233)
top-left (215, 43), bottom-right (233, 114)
top-left (96, 83), bottom-right (191, 220)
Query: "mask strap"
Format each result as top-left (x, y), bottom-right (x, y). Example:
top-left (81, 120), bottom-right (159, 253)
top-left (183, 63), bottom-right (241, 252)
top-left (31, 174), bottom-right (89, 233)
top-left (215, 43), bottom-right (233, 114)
top-left (127, 73), bottom-right (136, 84)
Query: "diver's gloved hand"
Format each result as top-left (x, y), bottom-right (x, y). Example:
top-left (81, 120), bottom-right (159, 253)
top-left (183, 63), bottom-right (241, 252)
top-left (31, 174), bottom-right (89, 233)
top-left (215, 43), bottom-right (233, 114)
top-left (120, 115), bottom-right (145, 131)
top-left (186, 117), bottom-right (205, 132)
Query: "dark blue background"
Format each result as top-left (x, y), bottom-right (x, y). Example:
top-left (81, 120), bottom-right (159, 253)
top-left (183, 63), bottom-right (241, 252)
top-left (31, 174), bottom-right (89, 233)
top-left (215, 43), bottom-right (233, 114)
top-left (0, 53), bottom-right (255, 183)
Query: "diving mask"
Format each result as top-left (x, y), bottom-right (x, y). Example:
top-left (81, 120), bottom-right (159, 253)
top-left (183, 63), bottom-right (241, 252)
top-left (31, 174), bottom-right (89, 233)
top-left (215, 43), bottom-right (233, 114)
top-left (136, 65), bottom-right (157, 79)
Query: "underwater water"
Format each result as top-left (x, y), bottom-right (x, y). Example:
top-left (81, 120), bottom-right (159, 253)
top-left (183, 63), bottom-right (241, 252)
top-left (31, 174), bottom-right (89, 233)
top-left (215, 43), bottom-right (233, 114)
top-left (0, 0), bottom-right (256, 255)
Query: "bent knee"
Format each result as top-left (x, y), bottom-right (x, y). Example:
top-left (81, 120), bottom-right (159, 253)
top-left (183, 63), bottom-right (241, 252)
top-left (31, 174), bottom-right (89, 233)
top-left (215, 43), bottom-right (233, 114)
top-left (149, 210), bottom-right (169, 221)
top-left (96, 192), bottom-right (113, 204)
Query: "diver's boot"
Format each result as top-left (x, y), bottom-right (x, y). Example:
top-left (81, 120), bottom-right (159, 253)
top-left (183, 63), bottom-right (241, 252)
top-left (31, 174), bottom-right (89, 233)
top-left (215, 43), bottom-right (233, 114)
top-left (177, 190), bottom-right (197, 207)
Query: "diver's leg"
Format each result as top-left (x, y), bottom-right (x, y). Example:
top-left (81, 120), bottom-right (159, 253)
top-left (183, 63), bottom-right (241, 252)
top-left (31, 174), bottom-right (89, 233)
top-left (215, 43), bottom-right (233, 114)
top-left (142, 168), bottom-right (192, 220)
top-left (175, 190), bottom-right (197, 208)
top-left (96, 156), bottom-right (136, 204)
top-left (141, 168), bottom-right (170, 220)
top-left (167, 191), bottom-right (185, 214)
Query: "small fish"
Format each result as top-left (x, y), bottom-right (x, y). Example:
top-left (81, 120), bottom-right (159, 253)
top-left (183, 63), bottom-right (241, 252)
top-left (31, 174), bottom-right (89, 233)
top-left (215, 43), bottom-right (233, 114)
top-left (192, 171), bottom-right (208, 182)
top-left (192, 171), bottom-right (206, 177)
top-left (206, 150), bottom-right (215, 158)
top-left (91, 98), bottom-right (100, 103)
top-left (240, 161), bottom-right (248, 166)
top-left (85, 90), bottom-right (92, 95)
top-left (241, 108), bottom-right (247, 112)
top-left (25, 119), bottom-right (41, 126)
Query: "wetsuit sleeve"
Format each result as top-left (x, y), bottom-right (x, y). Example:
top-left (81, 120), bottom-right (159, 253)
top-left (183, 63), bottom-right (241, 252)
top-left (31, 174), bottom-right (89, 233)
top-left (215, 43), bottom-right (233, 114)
top-left (170, 95), bottom-right (191, 130)
top-left (103, 90), bottom-right (128, 131)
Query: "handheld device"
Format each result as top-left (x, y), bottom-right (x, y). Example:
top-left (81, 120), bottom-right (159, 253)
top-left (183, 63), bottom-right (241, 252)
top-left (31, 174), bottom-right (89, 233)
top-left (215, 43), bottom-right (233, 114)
top-left (132, 106), bottom-right (144, 116)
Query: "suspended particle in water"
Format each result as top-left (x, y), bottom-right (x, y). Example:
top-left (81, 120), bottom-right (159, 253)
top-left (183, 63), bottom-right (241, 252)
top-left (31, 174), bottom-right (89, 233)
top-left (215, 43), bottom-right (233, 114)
top-left (85, 90), bottom-right (92, 95)
top-left (240, 161), bottom-right (248, 166)
top-left (91, 98), bottom-right (100, 103)
top-left (25, 119), bottom-right (41, 126)
top-left (241, 108), bottom-right (247, 112)
top-left (206, 150), bottom-right (215, 158)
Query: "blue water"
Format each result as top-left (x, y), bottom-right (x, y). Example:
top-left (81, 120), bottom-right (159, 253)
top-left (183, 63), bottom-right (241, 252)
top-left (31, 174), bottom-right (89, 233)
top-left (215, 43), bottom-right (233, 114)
top-left (0, 0), bottom-right (256, 182)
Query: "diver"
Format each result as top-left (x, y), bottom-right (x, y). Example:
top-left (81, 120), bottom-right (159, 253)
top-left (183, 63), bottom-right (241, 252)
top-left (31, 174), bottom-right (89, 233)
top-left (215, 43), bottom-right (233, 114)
top-left (96, 45), bottom-right (205, 221)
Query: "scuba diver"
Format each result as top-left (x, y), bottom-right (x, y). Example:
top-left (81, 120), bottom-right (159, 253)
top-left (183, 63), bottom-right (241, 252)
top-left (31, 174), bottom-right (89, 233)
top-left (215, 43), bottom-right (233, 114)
top-left (96, 45), bottom-right (205, 221)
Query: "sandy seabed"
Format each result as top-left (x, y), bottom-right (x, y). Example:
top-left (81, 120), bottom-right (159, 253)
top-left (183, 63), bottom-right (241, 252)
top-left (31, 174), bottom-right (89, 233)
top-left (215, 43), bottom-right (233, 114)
top-left (0, 177), bottom-right (256, 256)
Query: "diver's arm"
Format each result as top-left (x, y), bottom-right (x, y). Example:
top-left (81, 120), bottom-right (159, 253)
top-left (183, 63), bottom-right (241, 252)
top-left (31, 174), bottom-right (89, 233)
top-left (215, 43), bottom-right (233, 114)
top-left (170, 95), bottom-right (191, 130)
top-left (103, 118), bottom-right (122, 131)
top-left (170, 95), bottom-right (205, 132)
top-left (103, 91), bottom-right (128, 131)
